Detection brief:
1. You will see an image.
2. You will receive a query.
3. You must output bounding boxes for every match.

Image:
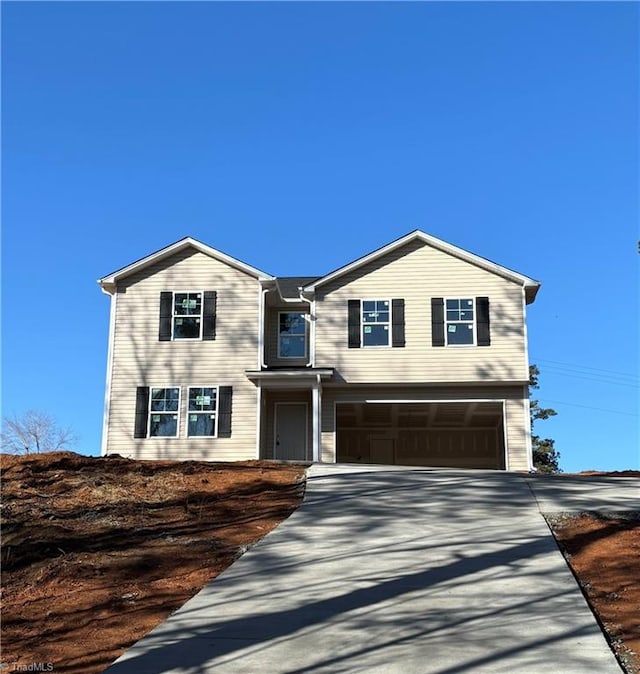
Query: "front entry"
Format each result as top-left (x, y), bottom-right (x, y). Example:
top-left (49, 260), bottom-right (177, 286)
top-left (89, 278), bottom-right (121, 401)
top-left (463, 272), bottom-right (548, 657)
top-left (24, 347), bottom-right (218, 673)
top-left (274, 403), bottom-right (308, 461)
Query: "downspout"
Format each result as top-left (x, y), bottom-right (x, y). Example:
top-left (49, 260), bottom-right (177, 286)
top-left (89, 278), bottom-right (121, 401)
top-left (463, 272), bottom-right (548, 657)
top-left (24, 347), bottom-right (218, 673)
top-left (259, 286), bottom-right (269, 369)
top-left (298, 289), bottom-right (315, 367)
top-left (257, 285), bottom-right (270, 463)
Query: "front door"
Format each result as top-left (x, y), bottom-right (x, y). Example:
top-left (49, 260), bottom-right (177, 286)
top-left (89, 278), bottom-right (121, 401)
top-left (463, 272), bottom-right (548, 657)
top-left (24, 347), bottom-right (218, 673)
top-left (274, 403), bottom-right (308, 460)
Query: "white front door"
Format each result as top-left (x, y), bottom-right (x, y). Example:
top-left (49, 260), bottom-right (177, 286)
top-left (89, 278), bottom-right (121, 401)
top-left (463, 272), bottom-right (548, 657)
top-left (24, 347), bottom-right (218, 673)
top-left (274, 403), bottom-right (308, 460)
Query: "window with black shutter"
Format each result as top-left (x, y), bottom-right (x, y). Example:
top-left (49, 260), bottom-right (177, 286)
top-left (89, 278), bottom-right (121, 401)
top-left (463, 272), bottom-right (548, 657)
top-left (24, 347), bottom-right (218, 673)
top-left (432, 297), bottom-right (491, 346)
top-left (348, 299), bottom-right (406, 348)
top-left (158, 291), bottom-right (217, 341)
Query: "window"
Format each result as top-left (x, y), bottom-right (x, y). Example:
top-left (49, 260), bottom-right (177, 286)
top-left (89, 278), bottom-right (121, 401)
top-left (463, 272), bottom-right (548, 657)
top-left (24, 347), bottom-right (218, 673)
top-left (445, 298), bottom-right (475, 345)
top-left (159, 291), bottom-right (217, 341)
top-left (362, 300), bottom-right (390, 347)
top-left (134, 385), bottom-right (232, 439)
top-left (149, 387), bottom-right (180, 437)
top-left (278, 312), bottom-right (307, 359)
top-left (173, 292), bottom-right (203, 339)
top-left (188, 387), bottom-right (217, 437)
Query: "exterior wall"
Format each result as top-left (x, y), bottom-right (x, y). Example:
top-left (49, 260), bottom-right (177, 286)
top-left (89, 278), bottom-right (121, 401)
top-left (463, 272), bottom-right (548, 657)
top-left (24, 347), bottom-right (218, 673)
top-left (105, 248), bottom-right (260, 461)
top-left (320, 384), bottom-right (531, 471)
top-left (314, 239), bottom-right (528, 384)
top-left (265, 303), bottom-right (310, 367)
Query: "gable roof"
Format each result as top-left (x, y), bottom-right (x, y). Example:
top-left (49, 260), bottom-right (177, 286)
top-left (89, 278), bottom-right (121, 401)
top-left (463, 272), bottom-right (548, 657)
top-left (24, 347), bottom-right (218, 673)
top-left (98, 236), bottom-right (275, 294)
top-left (303, 230), bottom-right (541, 303)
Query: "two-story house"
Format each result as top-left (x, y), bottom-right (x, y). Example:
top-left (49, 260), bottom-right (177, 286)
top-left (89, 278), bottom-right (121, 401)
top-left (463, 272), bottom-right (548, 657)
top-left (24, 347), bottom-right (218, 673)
top-left (98, 230), bottom-right (540, 471)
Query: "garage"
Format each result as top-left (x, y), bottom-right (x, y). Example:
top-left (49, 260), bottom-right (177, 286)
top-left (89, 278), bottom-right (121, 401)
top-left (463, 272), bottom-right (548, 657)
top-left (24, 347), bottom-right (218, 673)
top-left (336, 402), bottom-right (506, 469)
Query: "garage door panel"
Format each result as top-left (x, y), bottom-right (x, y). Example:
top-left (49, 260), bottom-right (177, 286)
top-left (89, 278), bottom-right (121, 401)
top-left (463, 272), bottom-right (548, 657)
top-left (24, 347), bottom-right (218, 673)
top-left (337, 403), bottom-right (505, 469)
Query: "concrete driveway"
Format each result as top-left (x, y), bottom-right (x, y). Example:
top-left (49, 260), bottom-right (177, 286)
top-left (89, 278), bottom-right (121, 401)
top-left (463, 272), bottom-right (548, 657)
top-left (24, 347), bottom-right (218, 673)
top-left (107, 465), bottom-right (638, 673)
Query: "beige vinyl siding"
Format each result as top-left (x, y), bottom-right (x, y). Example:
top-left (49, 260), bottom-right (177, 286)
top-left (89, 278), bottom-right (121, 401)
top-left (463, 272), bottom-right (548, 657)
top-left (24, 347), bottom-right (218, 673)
top-left (320, 384), bottom-right (530, 471)
top-left (315, 238), bottom-right (528, 384)
top-left (106, 248), bottom-right (260, 461)
top-left (265, 304), bottom-right (310, 367)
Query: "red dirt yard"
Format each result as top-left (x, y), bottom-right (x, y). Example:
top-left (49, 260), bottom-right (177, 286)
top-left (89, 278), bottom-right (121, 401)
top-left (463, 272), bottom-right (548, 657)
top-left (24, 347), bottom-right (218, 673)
top-left (1, 452), bottom-right (306, 673)
top-left (1, 452), bottom-right (638, 673)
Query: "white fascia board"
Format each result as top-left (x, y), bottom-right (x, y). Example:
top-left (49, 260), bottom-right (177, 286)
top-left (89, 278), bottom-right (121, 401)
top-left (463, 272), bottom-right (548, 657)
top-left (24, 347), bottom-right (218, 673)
top-left (98, 237), bottom-right (275, 293)
top-left (303, 230), bottom-right (541, 302)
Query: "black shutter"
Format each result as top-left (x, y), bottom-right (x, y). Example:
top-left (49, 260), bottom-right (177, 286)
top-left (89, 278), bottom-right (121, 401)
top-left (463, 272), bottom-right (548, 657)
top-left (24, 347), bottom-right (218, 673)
top-left (202, 291), bottom-right (217, 340)
top-left (476, 297), bottom-right (491, 346)
top-left (134, 387), bottom-right (150, 438)
top-left (431, 298), bottom-right (445, 347)
top-left (347, 300), bottom-right (361, 348)
top-left (391, 299), bottom-right (405, 347)
top-left (217, 386), bottom-right (233, 438)
top-left (159, 292), bottom-right (173, 341)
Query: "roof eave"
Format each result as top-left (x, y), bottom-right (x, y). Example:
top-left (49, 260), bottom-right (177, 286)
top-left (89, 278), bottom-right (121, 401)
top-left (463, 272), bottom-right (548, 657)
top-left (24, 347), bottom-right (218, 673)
top-left (524, 281), bottom-right (541, 305)
top-left (97, 237), bottom-right (275, 289)
top-left (303, 230), bottom-right (540, 298)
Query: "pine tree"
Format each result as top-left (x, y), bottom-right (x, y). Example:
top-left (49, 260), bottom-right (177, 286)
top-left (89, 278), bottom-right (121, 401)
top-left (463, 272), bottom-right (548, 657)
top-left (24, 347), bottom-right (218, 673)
top-left (529, 365), bottom-right (561, 472)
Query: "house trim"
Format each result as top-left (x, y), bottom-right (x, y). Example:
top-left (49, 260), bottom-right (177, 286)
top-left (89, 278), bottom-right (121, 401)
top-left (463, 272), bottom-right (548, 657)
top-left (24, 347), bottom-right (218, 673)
top-left (312, 375), bottom-right (321, 462)
top-left (523, 393), bottom-right (533, 472)
top-left (246, 368), bottom-right (334, 381)
top-left (255, 382), bottom-right (262, 459)
top-left (503, 399), bottom-right (510, 470)
top-left (100, 289), bottom-right (117, 456)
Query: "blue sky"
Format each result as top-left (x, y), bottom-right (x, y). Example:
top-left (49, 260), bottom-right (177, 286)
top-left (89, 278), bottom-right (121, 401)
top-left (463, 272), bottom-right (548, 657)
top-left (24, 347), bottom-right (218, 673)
top-left (2, 2), bottom-right (638, 471)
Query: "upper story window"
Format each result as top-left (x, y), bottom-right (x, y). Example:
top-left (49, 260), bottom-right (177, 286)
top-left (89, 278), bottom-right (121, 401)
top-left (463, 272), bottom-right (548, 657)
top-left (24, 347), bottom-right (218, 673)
top-left (278, 312), bottom-right (307, 359)
top-left (159, 291), bottom-right (217, 341)
top-left (362, 300), bottom-right (390, 347)
top-left (149, 387), bottom-right (180, 437)
top-left (188, 386), bottom-right (217, 437)
top-left (431, 297), bottom-right (490, 347)
top-left (348, 298), bottom-right (405, 349)
top-left (174, 292), bottom-right (203, 339)
top-left (445, 298), bottom-right (475, 345)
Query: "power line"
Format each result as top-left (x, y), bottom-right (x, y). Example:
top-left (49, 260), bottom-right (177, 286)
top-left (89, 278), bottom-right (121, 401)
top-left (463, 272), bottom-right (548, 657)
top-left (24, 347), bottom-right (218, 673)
top-left (539, 368), bottom-right (639, 389)
top-left (537, 398), bottom-right (639, 417)
top-left (536, 358), bottom-right (638, 381)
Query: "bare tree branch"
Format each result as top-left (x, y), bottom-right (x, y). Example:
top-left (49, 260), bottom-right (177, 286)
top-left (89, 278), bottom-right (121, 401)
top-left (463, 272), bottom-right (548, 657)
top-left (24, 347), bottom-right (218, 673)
top-left (1, 411), bottom-right (77, 455)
